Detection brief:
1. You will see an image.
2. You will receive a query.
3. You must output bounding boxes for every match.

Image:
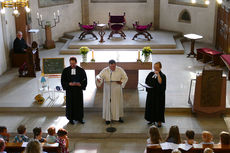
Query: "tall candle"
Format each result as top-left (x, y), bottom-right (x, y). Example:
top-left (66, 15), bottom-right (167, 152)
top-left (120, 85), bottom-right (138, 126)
top-left (40, 14), bottom-right (42, 21)
top-left (138, 50), bottom-right (140, 60)
top-left (57, 10), bottom-right (60, 16)
top-left (37, 12), bottom-right (39, 19)
top-left (53, 12), bottom-right (56, 19)
top-left (92, 50), bottom-right (94, 59)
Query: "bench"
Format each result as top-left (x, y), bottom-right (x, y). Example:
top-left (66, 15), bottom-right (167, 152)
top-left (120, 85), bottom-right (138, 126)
top-left (221, 54), bottom-right (230, 80)
top-left (147, 144), bottom-right (230, 153)
top-left (5, 142), bottom-right (61, 153)
top-left (196, 48), bottom-right (223, 65)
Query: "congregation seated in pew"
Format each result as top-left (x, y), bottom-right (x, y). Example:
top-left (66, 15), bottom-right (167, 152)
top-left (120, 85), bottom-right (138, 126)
top-left (13, 31), bottom-right (28, 54)
top-left (184, 130), bottom-right (197, 145)
top-left (0, 127), bottom-right (9, 142)
top-left (201, 131), bottom-right (214, 145)
top-left (14, 125), bottom-right (29, 143)
top-left (0, 138), bottom-right (6, 153)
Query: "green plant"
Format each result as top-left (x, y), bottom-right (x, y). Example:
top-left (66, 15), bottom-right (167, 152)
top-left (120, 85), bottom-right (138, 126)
top-left (142, 46), bottom-right (152, 57)
top-left (80, 46), bottom-right (90, 55)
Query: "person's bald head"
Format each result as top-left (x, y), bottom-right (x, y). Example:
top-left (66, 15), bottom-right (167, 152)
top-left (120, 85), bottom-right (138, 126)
top-left (0, 138), bottom-right (5, 152)
top-left (17, 31), bottom-right (23, 39)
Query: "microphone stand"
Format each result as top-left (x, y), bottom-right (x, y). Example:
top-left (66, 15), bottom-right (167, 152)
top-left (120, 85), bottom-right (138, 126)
top-left (106, 70), bottom-right (116, 133)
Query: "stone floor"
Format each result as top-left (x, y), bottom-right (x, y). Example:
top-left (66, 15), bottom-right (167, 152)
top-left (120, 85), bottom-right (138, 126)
top-left (0, 40), bottom-right (230, 153)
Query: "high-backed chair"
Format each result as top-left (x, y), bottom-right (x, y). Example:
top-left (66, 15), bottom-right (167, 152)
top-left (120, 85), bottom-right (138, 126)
top-left (79, 22), bottom-right (98, 40)
top-left (132, 21), bottom-right (153, 41)
top-left (108, 12), bottom-right (126, 39)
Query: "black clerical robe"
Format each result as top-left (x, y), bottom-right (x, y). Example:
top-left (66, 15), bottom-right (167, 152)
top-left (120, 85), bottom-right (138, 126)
top-left (13, 37), bottom-right (28, 53)
top-left (61, 66), bottom-right (87, 121)
top-left (144, 71), bottom-right (166, 123)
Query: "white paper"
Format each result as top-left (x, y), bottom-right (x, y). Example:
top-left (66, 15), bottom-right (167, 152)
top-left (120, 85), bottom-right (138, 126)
top-left (22, 142), bottom-right (28, 147)
top-left (160, 142), bottom-right (179, 150)
top-left (178, 144), bottom-right (193, 151)
top-left (193, 143), bottom-right (203, 148)
top-left (28, 29), bottom-right (39, 33)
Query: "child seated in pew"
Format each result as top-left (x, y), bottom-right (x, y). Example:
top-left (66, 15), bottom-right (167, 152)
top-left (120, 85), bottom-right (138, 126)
top-left (147, 125), bottom-right (162, 144)
top-left (25, 139), bottom-right (43, 153)
top-left (171, 149), bottom-right (181, 153)
top-left (33, 127), bottom-right (46, 143)
top-left (0, 126), bottom-right (9, 142)
top-left (203, 148), bottom-right (214, 153)
top-left (14, 125), bottom-right (30, 143)
top-left (46, 126), bottom-right (57, 143)
top-left (57, 128), bottom-right (69, 153)
top-left (166, 125), bottom-right (181, 144)
top-left (0, 138), bottom-right (6, 153)
top-left (201, 131), bottom-right (214, 145)
top-left (219, 131), bottom-right (230, 146)
top-left (184, 130), bottom-right (197, 145)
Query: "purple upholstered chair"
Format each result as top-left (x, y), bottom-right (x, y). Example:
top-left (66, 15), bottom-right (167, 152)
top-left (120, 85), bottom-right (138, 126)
top-left (108, 12), bottom-right (126, 39)
top-left (132, 22), bottom-right (153, 41)
top-left (79, 22), bottom-right (98, 40)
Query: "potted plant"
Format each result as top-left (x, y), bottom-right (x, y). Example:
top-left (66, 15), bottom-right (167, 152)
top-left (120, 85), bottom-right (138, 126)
top-left (80, 46), bottom-right (90, 62)
top-left (142, 46), bottom-right (152, 62)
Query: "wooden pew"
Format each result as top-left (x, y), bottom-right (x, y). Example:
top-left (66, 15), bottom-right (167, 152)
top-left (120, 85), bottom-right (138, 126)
top-left (221, 54), bottom-right (230, 80)
top-left (147, 144), bottom-right (230, 153)
top-left (5, 142), bottom-right (61, 153)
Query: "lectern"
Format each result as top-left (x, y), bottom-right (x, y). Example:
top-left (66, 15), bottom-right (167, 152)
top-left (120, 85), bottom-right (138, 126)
top-left (192, 69), bottom-right (226, 114)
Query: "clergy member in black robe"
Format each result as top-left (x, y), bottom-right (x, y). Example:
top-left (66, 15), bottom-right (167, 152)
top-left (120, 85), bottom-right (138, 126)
top-left (13, 31), bottom-right (28, 53)
top-left (145, 62), bottom-right (166, 127)
top-left (61, 57), bottom-right (87, 125)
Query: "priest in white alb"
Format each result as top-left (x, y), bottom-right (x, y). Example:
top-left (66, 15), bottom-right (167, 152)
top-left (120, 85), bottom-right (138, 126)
top-left (96, 59), bottom-right (128, 125)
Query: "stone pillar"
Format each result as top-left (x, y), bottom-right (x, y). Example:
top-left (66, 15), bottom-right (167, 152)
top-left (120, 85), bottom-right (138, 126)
top-left (153, 0), bottom-right (160, 30)
top-left (81, 0), bottom-right (89, 25)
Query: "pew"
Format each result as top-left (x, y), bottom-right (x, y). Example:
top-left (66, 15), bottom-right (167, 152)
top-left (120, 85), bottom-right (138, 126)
top-left (220, 54), bottom-right (230, 80)
top-left (5, 142), bottom-right (61, 153)
top-left (196, 48), bottom-right (223, 65)
top-left (146, 144), bottom-right (230, 153)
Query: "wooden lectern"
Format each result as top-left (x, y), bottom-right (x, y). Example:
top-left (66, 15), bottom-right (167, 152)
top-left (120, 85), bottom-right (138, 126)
top-left (193, 69), bottom-right (226, 114)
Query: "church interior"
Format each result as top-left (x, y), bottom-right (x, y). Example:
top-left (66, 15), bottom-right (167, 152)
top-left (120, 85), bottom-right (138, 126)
top-left (1, 0), bottom-right (230, 152)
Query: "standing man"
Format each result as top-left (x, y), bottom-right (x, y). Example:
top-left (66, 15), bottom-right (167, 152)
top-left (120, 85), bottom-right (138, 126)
top-left (13, 31), bottom-right (28, 53)
top-left (145, 62), bottom-right (166, 127)
top-left (96, 60), bottom-right (128, 125)
top-left (61, 57), bottom-right (87, 125)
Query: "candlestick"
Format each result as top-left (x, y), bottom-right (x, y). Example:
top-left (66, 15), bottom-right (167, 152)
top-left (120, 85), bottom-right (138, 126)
top-left (138, 50), bottom-right (140, 60)
top-left (53, 12), bottom-right (56, 19)
top-left (92, 50), bottom-right (94, 59)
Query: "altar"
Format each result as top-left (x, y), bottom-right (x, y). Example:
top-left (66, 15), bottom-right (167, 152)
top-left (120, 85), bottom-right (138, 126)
top-left (80, 51), bottom-right (152, 88)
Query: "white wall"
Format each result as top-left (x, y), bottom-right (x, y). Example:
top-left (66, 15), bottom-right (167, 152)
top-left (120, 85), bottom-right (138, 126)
top-left (0, 9), bottom-right (16, 75)
top-left (89, 0), bottom-right (154, 28)
top-left (160, 0), bottom-right (216, 43)
top-left (30, 0), bottom-right (82, 44)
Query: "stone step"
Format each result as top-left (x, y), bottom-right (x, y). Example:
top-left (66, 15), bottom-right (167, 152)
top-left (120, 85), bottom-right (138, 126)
top-left (58, 37), bottom-right (70, 43)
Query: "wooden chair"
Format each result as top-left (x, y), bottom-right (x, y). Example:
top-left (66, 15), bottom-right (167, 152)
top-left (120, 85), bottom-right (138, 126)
top-left (108, 12), bottom-right (126, 39)
top-left (132, 21), bottom-right (153, 41)
top-left (78, 22), bottom-right (98, 40)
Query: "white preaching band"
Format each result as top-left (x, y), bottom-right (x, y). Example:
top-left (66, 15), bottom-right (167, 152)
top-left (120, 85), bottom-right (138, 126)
top-left (96, 60), bottom-right (128, 125)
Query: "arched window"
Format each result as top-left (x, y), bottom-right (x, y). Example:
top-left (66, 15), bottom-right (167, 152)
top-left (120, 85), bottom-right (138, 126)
top-left (178, 9), bottom-right (191, 23)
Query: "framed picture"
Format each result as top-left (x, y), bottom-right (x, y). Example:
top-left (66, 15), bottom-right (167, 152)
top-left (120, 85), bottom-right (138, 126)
top-left (168, 0), bottom-right (207, 7)
top-left (91, 0), bottom-right (146, 3)
top-left (38, 0), bottom-right (73, 8)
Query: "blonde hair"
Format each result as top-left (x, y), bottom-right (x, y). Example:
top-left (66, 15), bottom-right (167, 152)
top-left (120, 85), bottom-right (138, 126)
top-left (26, 139), bottom-right (42, 153)
top-left (149, 125), bottom-right (162, 144)
top-left (203, 148), bottom-right (214, 153)
top-left (171, 149), bottom-right (181, 153)
top-left (154, 62), bottom-right (162, 68)
top-left (202, 131), bottom-right (213, 143)
top-left (47, 126), bottom-right (56, 136)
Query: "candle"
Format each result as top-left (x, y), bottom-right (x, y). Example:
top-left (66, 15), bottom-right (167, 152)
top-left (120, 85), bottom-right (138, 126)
top-left (37, 12), bottom-right (39, 19)
top-left (53, 12), bottom-right (56, 19)
top-left (40, 14), bottom-right (42, 21)
top-left (57, 10), bottom-right (60, 16)
top-left (138, 50), bottom-right (140, 60)
top-left (92, 50), bottom-right (94, 59)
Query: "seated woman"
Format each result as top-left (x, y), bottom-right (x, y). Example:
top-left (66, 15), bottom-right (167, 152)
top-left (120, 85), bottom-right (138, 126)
top-left (147, 125), bottom-right (162, 144)
top-left (165, 125), bottom-right (181, 144)
top-left (201, 131), bottom-right (214, 145)
top-left (184, 130), bottom-right (197, 145)
top-left (219, 131), bottom-right (230, 146)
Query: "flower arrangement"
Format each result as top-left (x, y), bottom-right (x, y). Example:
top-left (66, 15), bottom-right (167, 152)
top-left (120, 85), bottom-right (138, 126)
top-left (142, 46), bottom-right (152, 57)
top-left (80, 46), bottom-right (90, 55)
top-left (34, 94), bottom-right (45, 104)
